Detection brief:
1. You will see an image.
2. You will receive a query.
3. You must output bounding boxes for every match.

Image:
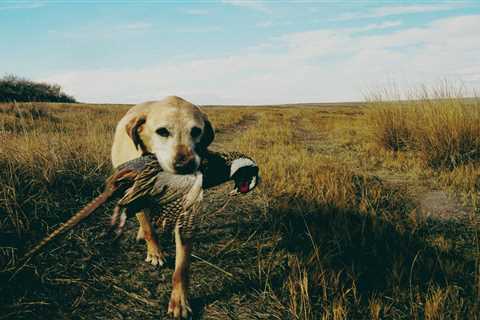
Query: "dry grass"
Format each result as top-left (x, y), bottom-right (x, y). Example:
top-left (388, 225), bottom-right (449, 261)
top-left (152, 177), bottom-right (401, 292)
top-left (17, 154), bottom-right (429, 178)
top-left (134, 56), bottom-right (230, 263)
top-left (0, 100), bottom-right (479, 319)
top-left (368, 92), bottom-right (480, 169)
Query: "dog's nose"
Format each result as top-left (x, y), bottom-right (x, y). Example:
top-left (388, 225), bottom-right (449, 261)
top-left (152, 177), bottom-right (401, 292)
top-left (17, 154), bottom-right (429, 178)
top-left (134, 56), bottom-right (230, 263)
top-left (174, 145), bottom-right (197, 173)
top-left (174, 153), bottom-right (197, 173)
top-left (174, 158), bottom-right (196, 174)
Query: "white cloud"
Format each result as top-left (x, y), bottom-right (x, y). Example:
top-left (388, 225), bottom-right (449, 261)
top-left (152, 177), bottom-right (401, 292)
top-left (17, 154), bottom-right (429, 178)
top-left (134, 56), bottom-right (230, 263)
top-left (256, 20), bottom-right (273, 28)
top-left (42, 15), bottom-right (480, 104)
top-left (184, 9), bottom-right (209, 15)
top-left (334, 4), bottom-right (463, 21)
top-left (175, 26), bottom-right (222, 33)
top-left (221, 0), bottom-right (271, 14)
top-left (48, 21), bottom-right (152, 39)
top-left (354, 20), bottom-right (402, 32)
top-left (0, 2), bottom-right (44, 10)
top-left (122, 22), bottom-right (152, 31)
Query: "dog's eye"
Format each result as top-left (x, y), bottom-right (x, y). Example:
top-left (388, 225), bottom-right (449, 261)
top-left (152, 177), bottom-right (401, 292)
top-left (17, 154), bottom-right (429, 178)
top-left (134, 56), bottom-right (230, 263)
top-left (156, 127), bottom-right (170, 137)
top-left (191, 127), bottom-right (202, 138)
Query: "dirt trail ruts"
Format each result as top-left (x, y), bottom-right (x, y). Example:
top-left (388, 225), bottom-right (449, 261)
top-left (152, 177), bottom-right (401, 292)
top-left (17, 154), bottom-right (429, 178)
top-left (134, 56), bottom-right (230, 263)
top-left (212, 114), bottom-right (259, 145)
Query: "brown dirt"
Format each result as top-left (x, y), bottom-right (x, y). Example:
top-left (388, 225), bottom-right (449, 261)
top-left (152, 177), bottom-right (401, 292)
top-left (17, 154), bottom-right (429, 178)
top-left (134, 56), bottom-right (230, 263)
top-left (418, 190), bottom-right (471, 221)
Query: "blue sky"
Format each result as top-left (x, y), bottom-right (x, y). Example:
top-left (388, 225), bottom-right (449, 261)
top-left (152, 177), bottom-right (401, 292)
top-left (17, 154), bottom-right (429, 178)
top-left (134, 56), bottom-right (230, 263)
top-left (1, 1), bottom-right (479, 104)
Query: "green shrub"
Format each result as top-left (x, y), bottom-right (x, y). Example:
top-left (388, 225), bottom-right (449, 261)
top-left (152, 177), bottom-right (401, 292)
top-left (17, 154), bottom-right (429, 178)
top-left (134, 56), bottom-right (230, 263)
top-left (0, 74), bottom-right (76, 103)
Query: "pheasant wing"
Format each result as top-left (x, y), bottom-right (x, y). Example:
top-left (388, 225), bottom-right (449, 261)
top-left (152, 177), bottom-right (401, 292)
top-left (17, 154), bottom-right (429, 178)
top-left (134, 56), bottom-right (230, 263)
top-left (117, 162), bottom-right (164, 206)
top-left (152, 173), bottom-right (204, 238)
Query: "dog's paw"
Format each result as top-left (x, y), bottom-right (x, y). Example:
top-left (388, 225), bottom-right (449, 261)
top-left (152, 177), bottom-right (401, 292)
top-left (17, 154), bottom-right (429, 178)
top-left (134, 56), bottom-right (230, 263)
top-left (145, 246), bottom-right (166, 267)
top-left (168, 288), bottom-right (191, 319)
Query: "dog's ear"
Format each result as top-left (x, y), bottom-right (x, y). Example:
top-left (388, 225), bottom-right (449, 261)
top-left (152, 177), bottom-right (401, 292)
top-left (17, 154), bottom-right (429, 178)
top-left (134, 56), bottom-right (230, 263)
top-left (126, 115), bottom-right (148, 153)
top-left (199, 118), bottom-right (215, 151)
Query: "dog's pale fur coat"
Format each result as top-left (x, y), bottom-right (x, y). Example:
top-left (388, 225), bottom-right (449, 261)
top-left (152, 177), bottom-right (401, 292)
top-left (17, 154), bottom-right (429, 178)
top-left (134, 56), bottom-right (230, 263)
top-left (111, 96), bottom-right (214, 318)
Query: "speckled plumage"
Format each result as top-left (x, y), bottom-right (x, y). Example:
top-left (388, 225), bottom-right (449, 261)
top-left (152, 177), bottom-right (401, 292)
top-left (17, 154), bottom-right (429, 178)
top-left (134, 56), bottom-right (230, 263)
top-left (23, 149), bottom-right (258, 260)
top-left (117, 158), bottom-right (203, 240)
top-left (114, 150), bottom-right (256, 240)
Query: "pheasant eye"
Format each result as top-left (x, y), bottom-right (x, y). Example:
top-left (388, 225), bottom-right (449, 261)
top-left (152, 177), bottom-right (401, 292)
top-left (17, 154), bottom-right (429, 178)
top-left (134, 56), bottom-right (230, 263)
top-left (191, 127), bottom-right (202, 138)
top-left (156, 127), bottom-right (170, 137)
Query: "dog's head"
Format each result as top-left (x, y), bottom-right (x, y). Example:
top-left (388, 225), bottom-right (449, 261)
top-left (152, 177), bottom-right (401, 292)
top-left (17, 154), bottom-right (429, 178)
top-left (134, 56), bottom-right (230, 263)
top-left (126, 96), bottom-right (214, 174)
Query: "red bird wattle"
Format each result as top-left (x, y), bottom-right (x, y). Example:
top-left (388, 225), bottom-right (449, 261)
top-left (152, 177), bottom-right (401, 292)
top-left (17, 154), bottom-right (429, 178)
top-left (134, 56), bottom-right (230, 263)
top-left (239, 181), bottom-right (250, 193)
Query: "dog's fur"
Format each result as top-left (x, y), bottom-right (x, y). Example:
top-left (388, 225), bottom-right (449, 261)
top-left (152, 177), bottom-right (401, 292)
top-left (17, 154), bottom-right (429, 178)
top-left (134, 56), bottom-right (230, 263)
top-left (111, 96), bottom-right (214, 318)
top-left (112, 96), bottom-right (214, 170)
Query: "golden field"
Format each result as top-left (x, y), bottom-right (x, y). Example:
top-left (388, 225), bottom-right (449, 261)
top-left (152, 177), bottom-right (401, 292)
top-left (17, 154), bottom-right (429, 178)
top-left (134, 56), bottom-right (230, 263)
top-left (0, 95), bottom-right (479, 319)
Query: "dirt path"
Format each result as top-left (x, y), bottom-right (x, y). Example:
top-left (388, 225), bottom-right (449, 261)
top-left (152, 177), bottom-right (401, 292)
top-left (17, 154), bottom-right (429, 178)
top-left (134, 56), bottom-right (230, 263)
top-left (72, 113), bottom-right (266, 319)
top-left (212, 113), bottom-right (259, 146)
top-left (290, 111), bottom-right (474, 223)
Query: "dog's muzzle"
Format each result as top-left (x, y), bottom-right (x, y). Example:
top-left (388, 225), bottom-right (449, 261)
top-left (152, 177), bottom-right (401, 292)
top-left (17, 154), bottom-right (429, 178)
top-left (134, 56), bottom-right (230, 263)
top-left (174, 155), bottom-right (197, 174)
top-left (173, 145), bottom-right (199, 174)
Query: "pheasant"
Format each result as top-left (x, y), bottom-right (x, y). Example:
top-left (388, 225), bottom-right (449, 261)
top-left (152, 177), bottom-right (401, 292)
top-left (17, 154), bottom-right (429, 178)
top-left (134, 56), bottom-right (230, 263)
top-left (23, 150), bottom-right (259, 259)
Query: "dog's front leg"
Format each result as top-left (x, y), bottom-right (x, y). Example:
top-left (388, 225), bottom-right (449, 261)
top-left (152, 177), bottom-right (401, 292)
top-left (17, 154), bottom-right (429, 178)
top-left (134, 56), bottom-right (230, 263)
top-left (168, 225), bottom-right (192, 319)
top-left (136, 209), bottom-right (166, 267)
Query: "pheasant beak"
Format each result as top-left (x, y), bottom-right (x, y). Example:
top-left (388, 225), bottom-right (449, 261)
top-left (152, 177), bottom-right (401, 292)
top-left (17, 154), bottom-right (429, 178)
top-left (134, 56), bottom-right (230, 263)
top-left (239, 181), bottom-right (250, 193)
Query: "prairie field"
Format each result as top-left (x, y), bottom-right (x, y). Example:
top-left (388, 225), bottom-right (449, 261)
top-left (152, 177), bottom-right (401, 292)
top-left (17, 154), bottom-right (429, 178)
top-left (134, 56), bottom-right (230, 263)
top-left (0, 96), bottom-right (479, 319)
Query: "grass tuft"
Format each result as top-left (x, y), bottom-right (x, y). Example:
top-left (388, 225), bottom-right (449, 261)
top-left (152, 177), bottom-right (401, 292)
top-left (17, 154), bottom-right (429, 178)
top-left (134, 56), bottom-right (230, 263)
top-left (368, 91), bottom-right (480, 169)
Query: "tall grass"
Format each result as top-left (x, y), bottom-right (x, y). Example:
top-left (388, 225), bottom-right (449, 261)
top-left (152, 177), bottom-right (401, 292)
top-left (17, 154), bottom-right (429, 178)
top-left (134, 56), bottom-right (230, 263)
top-left (222, 108), bottom-right (478, 319)
top-left (0, 104), bottom-right (124, 239)
top-left (368, 90), bottom-right (480, 169)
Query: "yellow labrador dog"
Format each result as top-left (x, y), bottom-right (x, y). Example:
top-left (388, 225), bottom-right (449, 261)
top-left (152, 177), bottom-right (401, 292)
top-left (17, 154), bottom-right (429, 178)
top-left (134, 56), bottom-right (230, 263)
top-left (111, 95), bottom-right (214, 318)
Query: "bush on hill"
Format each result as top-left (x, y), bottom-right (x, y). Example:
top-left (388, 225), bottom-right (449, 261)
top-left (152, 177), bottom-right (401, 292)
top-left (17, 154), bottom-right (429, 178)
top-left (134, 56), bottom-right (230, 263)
top-left (0, 74), bottom-right (76, 103)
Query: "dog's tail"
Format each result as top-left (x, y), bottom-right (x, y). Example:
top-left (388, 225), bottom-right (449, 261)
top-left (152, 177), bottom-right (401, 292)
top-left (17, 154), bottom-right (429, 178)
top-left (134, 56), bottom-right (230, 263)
top-left (23, 190), bottom-right (114, 260)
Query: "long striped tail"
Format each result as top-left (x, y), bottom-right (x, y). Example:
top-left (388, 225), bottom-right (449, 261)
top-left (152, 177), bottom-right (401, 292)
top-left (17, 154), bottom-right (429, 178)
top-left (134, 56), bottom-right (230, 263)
top-left (23, 191), bottom-right (114, 260)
